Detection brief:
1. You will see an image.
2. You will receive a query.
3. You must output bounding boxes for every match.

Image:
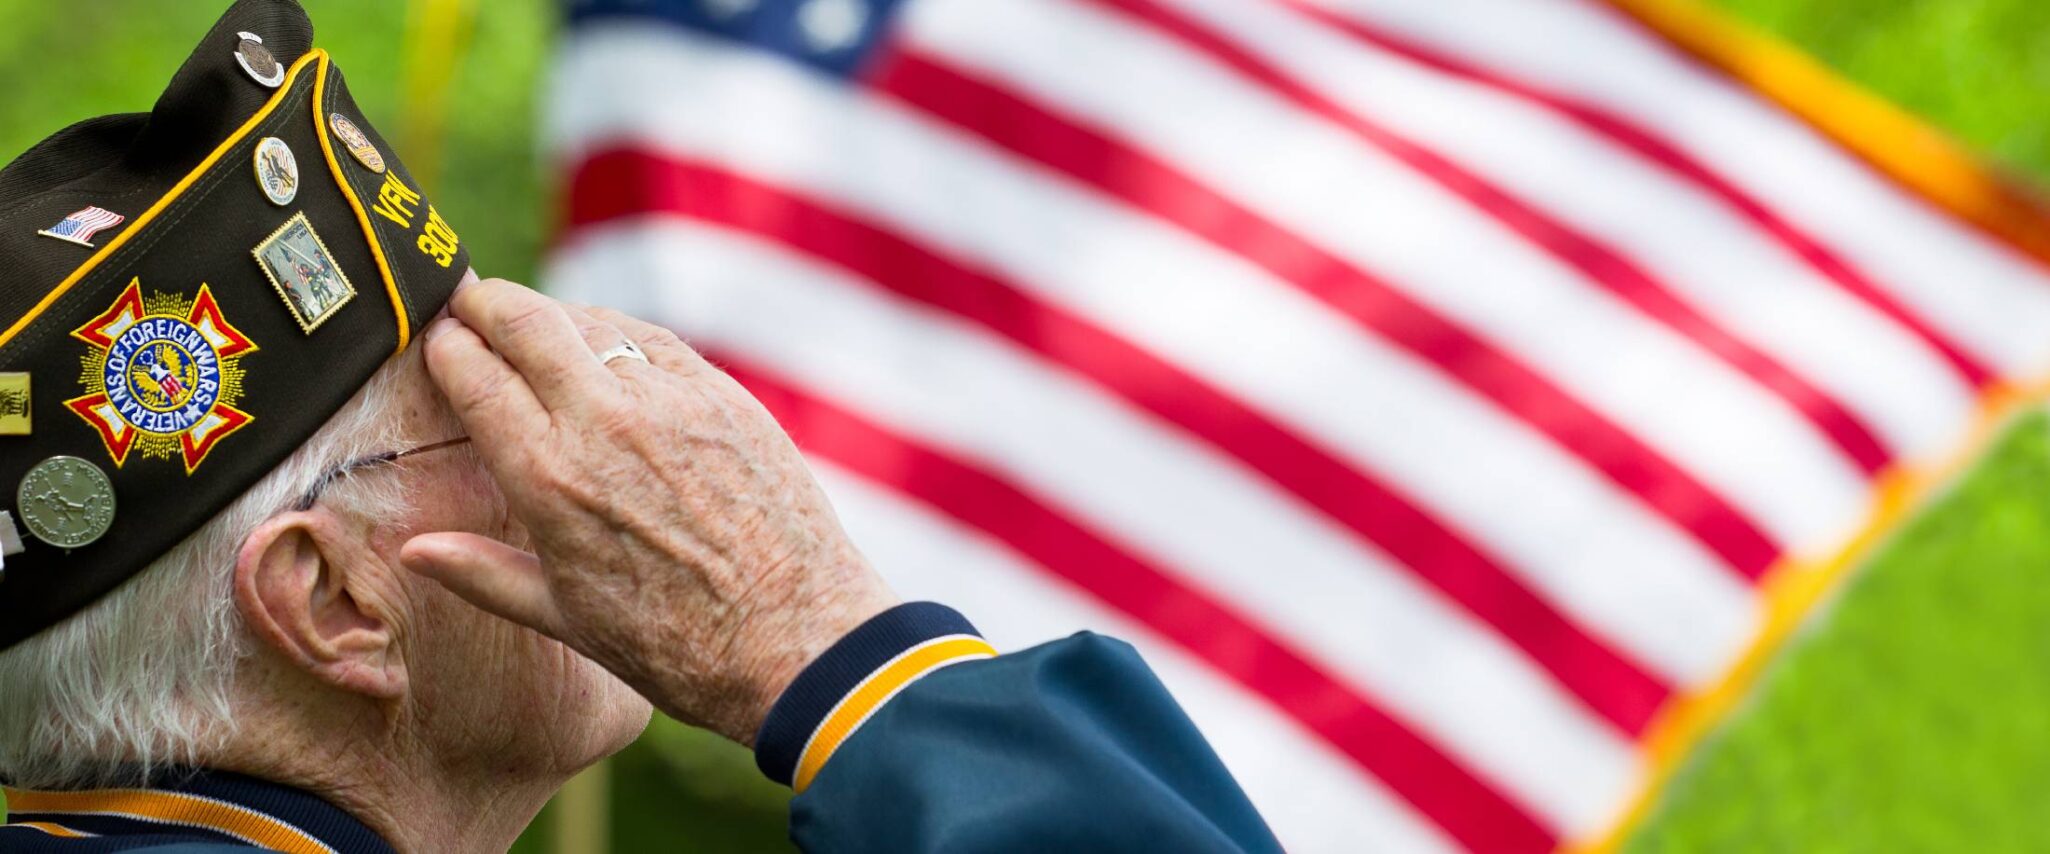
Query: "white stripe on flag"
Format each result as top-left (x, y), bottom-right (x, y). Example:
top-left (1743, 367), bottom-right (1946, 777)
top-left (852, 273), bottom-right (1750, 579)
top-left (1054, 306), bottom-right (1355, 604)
top-left (1303, 0), bottom-right (2050, 379)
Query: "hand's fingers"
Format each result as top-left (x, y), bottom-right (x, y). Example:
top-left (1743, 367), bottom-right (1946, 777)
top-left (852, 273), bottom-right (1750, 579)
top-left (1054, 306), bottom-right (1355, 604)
top-left (420, 318), bottom-right (548, 454)
top-left (579, 305), bottom-right (714, 377)
top-left (448, 278), bottom-right (612, 406)
top-left (400, 532), bottom-right (564, 638)
top-left (558, 304), bottom-right (645, 375)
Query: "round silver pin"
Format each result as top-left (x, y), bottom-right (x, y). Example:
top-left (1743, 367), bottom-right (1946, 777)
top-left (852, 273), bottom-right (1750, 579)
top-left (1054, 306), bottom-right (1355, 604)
top-left (16, 456), bottom-right (116, 550)
top-left (234, 32), bottom-right (285, 88)
top-left (253, 136), bottom-right (299, 206)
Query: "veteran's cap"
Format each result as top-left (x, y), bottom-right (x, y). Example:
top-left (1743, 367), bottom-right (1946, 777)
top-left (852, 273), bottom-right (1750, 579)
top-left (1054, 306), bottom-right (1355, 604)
top-left (0, 0), bottom-right (469, 649)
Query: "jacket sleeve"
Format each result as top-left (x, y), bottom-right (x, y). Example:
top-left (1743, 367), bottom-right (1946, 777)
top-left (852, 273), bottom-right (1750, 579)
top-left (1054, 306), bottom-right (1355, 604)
top-left (753, 603), bottom-right (1282, 854)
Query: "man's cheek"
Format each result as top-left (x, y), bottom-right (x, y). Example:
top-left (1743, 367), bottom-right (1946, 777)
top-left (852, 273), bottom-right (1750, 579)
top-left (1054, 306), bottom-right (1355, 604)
top-left (428, 599), bottom-right (549, 699)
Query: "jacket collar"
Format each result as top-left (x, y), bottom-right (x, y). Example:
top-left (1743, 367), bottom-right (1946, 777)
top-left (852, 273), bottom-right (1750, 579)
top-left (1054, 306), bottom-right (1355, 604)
top-left (2, 768), bottom-right (395, 853)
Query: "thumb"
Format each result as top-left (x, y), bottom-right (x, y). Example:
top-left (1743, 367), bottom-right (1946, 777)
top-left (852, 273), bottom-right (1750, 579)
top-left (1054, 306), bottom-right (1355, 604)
top-left (400, 532), bottom-right (562, 637)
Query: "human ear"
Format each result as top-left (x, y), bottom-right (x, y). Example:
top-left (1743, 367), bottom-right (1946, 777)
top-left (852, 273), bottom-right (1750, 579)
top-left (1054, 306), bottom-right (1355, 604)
top-left (233, 511), bottom-right (408, 700)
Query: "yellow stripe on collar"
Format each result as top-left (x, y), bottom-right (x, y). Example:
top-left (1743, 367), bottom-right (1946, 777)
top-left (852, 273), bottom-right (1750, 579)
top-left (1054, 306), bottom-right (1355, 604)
top-left (792, 634), bottom-right (998, 793)
top-left (2, 786), bottom-right (336, 854)
top-left (5, 820), bottom-right (95, 838)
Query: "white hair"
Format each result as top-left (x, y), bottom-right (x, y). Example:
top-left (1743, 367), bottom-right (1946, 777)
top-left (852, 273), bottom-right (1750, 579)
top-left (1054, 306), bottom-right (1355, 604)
top-left (0, 350), bottom-right (427, 789)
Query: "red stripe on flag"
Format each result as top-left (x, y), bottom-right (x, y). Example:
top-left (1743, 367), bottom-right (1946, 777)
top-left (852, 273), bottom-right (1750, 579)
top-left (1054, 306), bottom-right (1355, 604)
top-left (1278, 0), bottom-right (1995, 389)
top-left (863, 49), bottom-right (1782, 581)
top-left (568, 149), bottom-right (1672, 734)
top-left (721, 357), bottom-right (1559, 853)
top-left (1086, 0), bottom-right (1890, 477)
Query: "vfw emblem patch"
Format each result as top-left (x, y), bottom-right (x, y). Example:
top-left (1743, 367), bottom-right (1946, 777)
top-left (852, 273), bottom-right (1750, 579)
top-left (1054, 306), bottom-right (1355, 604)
top-left (65, 279), bottom-right (258, 473)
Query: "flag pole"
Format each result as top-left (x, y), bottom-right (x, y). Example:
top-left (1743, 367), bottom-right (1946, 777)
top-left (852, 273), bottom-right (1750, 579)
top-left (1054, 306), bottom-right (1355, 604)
top-left (551, 764), bottom-right (612, 854)
top-left (398, 0), bottom-right (479, 190)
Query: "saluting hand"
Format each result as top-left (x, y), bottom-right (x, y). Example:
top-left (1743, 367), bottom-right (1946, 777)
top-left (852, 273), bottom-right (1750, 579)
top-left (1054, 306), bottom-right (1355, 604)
top-left (398, 277), bottom-right (899, 745)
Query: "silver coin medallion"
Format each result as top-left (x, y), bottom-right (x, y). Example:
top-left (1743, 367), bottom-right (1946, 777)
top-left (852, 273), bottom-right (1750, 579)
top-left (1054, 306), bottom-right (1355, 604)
top-left (16, 455), bottom-right (116, 549)
top-left (234, 33), bottom-right (285, 88)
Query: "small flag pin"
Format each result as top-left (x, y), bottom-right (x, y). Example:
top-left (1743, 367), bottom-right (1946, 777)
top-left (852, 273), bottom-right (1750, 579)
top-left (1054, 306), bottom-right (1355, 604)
top-left (37, 206), bottom-right (125, 248)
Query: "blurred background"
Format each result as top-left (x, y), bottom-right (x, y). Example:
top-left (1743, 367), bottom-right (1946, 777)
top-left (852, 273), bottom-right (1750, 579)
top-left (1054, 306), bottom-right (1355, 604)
top-left (7, 0), bottom-right (2050, 851)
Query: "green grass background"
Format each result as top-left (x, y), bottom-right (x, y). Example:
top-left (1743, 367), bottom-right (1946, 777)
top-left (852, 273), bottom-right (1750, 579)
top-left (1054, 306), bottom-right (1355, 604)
top-left (1, 1), bottom-right (2047, 850)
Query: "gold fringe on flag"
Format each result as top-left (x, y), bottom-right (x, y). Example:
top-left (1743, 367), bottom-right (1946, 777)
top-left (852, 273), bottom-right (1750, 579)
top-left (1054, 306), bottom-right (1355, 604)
top-left (1580, 4), bottom-right (2050, 848)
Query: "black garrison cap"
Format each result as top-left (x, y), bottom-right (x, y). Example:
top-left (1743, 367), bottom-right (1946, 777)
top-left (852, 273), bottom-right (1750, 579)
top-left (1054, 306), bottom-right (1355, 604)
top-left (0, 0), bottom-right (469, 649)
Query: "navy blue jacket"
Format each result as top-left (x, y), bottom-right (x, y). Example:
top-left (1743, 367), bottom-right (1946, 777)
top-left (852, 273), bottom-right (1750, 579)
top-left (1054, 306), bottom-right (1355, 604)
top-left (0, 603), bottom-right (1279, 852)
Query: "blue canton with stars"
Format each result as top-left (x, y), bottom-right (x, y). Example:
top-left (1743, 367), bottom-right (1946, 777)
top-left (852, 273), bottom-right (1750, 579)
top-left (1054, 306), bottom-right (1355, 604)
top-left (569, 0), bottom-right (911, 78)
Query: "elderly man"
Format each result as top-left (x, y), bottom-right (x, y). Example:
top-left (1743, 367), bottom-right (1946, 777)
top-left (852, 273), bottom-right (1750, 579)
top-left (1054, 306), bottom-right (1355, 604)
top-left (0, 2), bottom-right (1279, 852)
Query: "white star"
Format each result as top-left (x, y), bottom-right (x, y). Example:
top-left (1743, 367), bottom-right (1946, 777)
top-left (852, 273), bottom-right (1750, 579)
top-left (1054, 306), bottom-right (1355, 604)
top-left (798, 0), bottom-right (868, 53)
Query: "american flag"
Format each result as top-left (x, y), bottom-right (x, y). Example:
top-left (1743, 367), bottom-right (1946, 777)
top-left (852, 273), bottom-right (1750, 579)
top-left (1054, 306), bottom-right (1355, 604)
top-left (38, 206), bottom-right (125, 247)
top-left (545, 0), bottom-right (2050, 849)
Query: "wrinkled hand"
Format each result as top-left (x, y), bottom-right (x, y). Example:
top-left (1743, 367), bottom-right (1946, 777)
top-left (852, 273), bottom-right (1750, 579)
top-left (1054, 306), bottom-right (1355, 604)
top-left (399, 278), bottom-right (898, 744)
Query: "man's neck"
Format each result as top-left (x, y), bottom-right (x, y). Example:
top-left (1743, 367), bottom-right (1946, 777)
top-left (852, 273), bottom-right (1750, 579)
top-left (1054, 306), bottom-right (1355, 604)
top-left (310, 752), bottom-right (562, 854)
top-left (213, 702), bottom-right (571, 853)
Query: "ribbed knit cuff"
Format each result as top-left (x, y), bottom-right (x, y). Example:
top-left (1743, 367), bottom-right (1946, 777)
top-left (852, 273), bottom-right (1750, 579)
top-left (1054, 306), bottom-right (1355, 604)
top-left (755, 602), bottom-right (994, 790)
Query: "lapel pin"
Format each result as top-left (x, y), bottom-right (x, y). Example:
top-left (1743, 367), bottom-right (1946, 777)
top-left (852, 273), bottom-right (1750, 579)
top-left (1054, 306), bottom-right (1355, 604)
top-left (254, 137), bottom-right (299, 206)
top-left (0, 373), bottom-right (28, 436)
top-left (254, 213), bottom-right (357, 333)
top-left (16, 456), bottom-right (116, 550)
top-left (234, 32), bottom-right (285, 88)
top-left (328, 113), bottom-right (387, 174)
top-left (0, 510), bottom-right (24, 581)
top-left (37, 206), bottom-right (124, 248)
